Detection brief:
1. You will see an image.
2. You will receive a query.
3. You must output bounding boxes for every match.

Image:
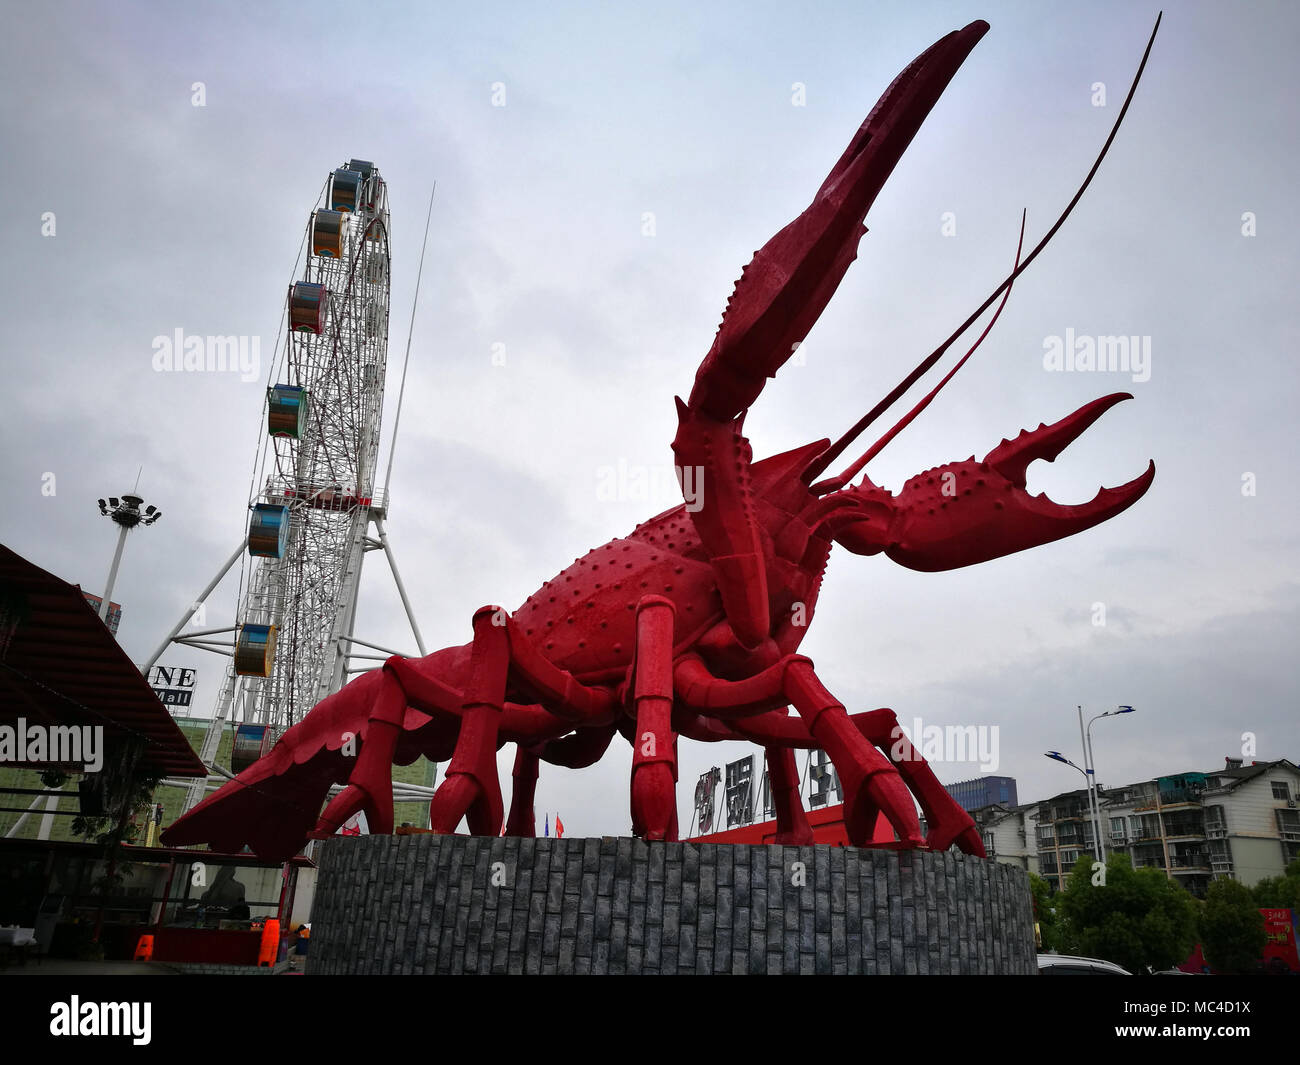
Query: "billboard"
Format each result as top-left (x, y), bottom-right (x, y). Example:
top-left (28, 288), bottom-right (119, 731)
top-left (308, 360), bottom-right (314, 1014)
top-left (693, 767), bottom-right (721, 834)
top-left (809, 749), bottom-right (841, 809)
top-left (1262, 908), bottom-right (1300, 972)
top-left (147, 664), bottom-right (197, 710)
top-left (725, 756), bottom-right (754, 828)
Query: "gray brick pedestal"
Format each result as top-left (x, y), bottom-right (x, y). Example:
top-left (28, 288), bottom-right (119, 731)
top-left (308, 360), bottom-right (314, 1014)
top-left (307, 835), bottom-right (1035, 974)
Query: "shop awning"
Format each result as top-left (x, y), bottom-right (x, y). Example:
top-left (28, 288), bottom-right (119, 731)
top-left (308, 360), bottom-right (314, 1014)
top-left (0, 543), bottom-right (206, 778)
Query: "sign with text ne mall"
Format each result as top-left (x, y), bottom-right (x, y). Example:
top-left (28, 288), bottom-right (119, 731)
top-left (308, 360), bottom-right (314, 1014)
top-left (148, 665), bottom-right (196, 710)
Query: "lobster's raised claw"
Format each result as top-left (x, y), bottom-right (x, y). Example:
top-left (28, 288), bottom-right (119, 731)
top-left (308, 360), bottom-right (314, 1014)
top-left (882, 393), bottom-right (1155, 571)
top-left (689, 20), bottom-right (991, 421)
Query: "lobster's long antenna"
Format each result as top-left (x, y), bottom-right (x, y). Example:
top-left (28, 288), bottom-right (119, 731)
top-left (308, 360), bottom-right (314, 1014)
top-left (800, 11), bottom-right (1162, 486)
top-left (815, 209), bottom-right (1026, 494)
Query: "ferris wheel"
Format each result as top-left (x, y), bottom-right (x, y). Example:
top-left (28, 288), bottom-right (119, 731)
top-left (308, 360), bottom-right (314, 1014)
top-left (145, 160), bottom-right (430, 815)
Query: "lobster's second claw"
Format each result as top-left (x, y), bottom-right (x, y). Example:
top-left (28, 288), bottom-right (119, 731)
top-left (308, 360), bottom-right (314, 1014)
top-left (882, 393), bottom-right (1155, 572)
top-left (688, 20), bottom-right (990, 422)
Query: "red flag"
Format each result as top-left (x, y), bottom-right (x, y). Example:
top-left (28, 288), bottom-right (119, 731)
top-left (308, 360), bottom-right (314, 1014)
top-left (556, 814), bottom-right (564, 838)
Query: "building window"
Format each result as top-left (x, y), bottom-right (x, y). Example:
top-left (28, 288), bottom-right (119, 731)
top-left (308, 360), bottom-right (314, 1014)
top-left (1272, 781), bottom-right (1292, 801)
top-left (1204, 805), bottom-right (1226, 836)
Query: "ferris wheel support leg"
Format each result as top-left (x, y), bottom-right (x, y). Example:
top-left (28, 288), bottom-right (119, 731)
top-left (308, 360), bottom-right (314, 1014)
top-left (142, 541), bottom-right (246, 675)
top-left (373, 517), bottom-right (427, 657)
top-left (330, 564), bottom-right (366, 695)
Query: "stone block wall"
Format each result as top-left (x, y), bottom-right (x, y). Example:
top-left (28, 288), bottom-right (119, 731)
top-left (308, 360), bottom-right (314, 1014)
top-left (308, 835), bottom-right (1035, 974)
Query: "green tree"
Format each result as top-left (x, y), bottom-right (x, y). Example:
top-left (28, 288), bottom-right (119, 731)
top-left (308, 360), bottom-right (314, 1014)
top-left (1029, 873), bottom-right (1060, 952)
top-left (1055, 852), bottom-right (1198, 973)
top-left (1252, 859), bottom-right (1300, 910)
top-left (1201, 878), bottom-right (1266, 974)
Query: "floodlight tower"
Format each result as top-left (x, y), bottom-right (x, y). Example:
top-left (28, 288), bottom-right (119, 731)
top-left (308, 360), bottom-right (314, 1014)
top-left (96, 493), bottom-right (162, 624)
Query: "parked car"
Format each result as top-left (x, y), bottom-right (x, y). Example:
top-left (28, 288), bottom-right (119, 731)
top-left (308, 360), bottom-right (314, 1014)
top-left (1037, 953), bottom-right (1131, 975)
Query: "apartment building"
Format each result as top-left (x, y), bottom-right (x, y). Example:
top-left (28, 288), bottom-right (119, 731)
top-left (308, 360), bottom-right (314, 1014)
top-left (1034, 758), bottom-right (1300, 896)
top-left (1034, 789), bottom-right (1100, 892)
top-left (968, 801), bottom-right (1039, 874)
top-left (1103, 773), bottom-right (1213, 897)
top-left (1201, 758), bottom-right (1300, 884)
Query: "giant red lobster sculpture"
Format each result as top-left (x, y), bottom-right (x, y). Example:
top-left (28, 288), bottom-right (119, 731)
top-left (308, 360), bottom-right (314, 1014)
top-left (166, 19), bottom-right (1159, 862)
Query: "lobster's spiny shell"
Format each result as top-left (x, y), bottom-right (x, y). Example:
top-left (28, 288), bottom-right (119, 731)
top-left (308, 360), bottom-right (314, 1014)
top-left (511, 505), bottom-right (725, 684)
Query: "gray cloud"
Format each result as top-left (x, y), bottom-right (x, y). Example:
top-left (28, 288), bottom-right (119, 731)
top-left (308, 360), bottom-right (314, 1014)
top-left (1, 1), bottom-right (1296, 838)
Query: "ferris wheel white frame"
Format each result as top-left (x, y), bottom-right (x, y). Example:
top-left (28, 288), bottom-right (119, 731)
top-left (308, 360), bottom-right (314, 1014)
top-left (144, 161), bottom-right (430, 815)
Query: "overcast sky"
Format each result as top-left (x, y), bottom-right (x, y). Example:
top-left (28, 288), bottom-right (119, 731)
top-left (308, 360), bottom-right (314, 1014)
top-left (2, 0), bottom-right (1296, 839)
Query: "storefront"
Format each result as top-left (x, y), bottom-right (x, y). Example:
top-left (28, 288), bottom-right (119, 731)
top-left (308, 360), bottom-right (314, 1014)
top-left (0, 545), bottom-right (313, 967)
top-left (0, 836), bottom-right (310, 964)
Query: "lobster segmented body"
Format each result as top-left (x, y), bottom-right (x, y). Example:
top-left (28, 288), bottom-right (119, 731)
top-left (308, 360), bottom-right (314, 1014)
top-left (164, 19), bottom-right (1156, 862)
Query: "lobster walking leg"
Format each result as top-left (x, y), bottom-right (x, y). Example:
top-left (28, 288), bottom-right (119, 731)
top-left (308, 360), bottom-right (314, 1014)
top-left (675, 653), bottom-right (922, 847)
top-left (851, 708), bottom-right (983, 855)
top-left (781, 661), bottom-right (921, 847)
top-left (429, 607), bottom-right (509, 835)
top-left (765, 745), bottom-right (814, 845)
top-left (312, 661), bottom-right (409, 838)
top-left (498, 723), bottom-right (619, 837)
top-left (426, 606), bottom-right (622, 835)
top-left (506, 747), bottom-right (540, 837)
top-left (630, 596), bottom-right (679, 841)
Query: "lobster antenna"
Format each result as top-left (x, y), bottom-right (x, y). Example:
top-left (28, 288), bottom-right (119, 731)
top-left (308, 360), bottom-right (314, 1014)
top-left (800, 11), bottom-right (1163, 486)
top-left (816, 209), bottom-right (1026, 494)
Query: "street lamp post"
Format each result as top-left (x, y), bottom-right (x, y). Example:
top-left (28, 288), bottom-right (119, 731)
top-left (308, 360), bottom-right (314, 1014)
top-left (1084, 704), bottom-right (1137, 859)
top-left (1045, 750), bottom-right (1104, 869)
top-left (1076, 706), bottom-right (1103, 858)
top-left (96, 493), bottom-right (162, 625)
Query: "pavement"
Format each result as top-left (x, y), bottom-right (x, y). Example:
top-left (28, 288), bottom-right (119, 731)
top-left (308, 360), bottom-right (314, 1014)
top-left (1, 955), bottom-right (305, 975)
top-left (0, 959), bottom-right (186, 975)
